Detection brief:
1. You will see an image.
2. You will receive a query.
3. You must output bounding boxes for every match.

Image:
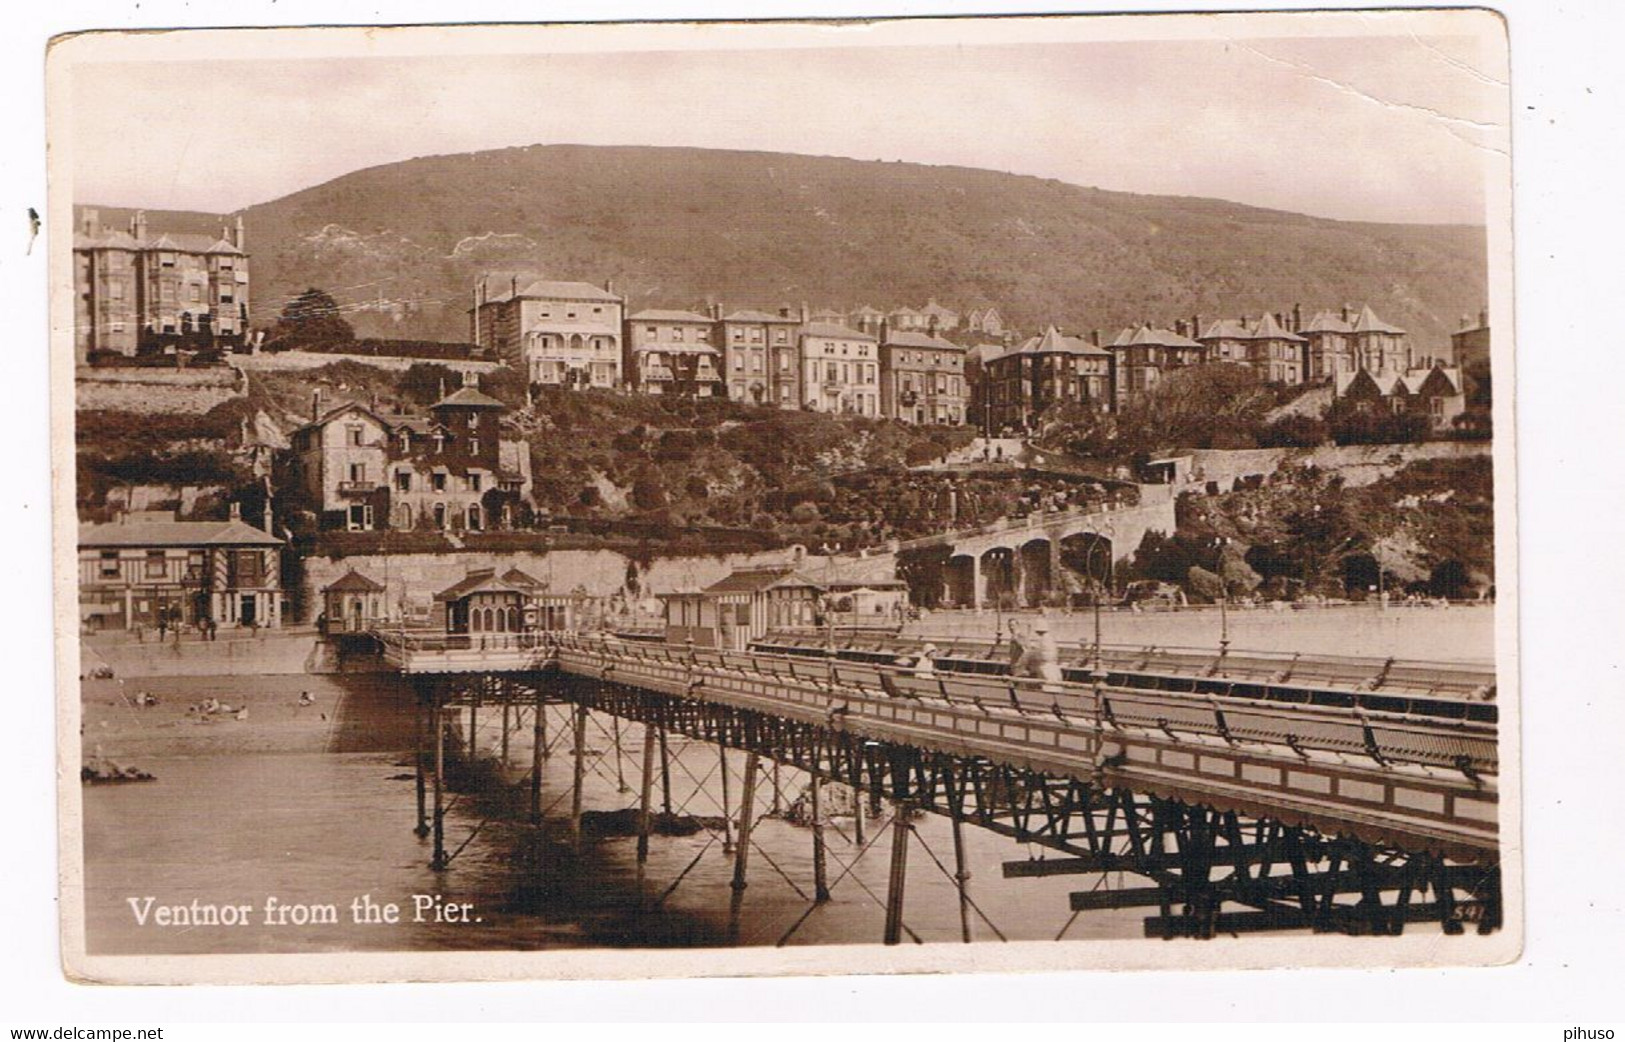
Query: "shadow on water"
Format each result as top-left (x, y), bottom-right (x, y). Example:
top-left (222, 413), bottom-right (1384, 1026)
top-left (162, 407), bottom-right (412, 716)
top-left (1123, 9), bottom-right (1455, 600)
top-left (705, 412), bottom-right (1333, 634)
top-left (426, 723), bottom-right (734, 950)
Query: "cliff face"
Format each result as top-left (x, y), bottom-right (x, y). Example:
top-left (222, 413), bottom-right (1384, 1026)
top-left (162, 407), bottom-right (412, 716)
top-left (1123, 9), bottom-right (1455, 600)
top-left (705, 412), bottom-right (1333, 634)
top-left (80, 143), bottom-right (1486, 352)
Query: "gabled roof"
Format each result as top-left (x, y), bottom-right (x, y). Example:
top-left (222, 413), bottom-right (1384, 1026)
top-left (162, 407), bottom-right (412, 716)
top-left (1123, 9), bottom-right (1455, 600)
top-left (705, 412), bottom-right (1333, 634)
top-left (434, 567), bottom-right (544, 602)
top-left (722, 308), bottom-right (799, 324)
top-left (1199, 318), bottom-right (1252, 340)
top-left (323, 569), bottom-right (385, 594)
top-left (485, 279), bottom-right (622, 305)
top-left (919, 299), bottom-right (958, 320)
top-left (630, 308), bottom-right (713, 323)
top-left (1300, 309), bottom-right (1352, 334)
top-left (1349, 304), bottom-right (1405, 335)
top-left (1400, 367), bottom-right (1461, 396)
top-left (800, 322), bottom-right (876, 342)
top-left (500, 567), bottom-right (545, 590)
top-left (965, 343), bottom-right (1007, 364)
top-left (80, 515), bottom-right (283, 549)
top-left (1012, 325), bottom-right (1109, 358)
top-left (883, 330), bottom-right (963, 351)
top-left (702, 567), bottom-right (825, 596)
top-left (1114, 323), bottom-right (1203, 350)
top-left (1250, 311), bottom-right (1307, 343)
top-left (430, 386), bottom-right (507, 410)
top-left (291, 400), bottom-right (391, 436)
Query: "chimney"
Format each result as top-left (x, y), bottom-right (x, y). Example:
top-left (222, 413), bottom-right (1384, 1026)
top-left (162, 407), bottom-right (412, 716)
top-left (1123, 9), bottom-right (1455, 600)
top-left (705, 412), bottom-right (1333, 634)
top-left (1341, 304), bottom-right (1351, 324)
top-left (262, 497), bottom-right (273, 535)
top-left (709, 302), bottom-right (722, 321)
top-left (229, 501), bottom-right (242, 522)
top-left (1173, 320), bottom-right (1185, 337)
top-left (604, 279), bottom-right (615, 295)
top-left (311, 389), bottom-right (322, 421)
top-left (82, 208), bottom-right (99, 237)
top-left (1090, 329), bottom-right (1101, 347)
top-left (800, 301), bottom-right (810, 323)
top-left (1192, 314), bottom-right (1202, 338)
top-left (131, 210), bottom-right (147, 242)
top-left (511, 275), bottom-right (518, 297)
top-left (879, 318), bottom-right (890, 344)
top-left (234, 215), bottom-right (245, 250)
top-left (1478, 307), bottom-right (1487, 329)
top-left (1292, 302), bottom-right (1302, 331)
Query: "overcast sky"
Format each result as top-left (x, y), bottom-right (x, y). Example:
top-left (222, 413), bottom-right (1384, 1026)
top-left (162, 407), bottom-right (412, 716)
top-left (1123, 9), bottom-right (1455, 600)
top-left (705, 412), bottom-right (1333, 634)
top-left (63, 19), bottom-right (1507, 224)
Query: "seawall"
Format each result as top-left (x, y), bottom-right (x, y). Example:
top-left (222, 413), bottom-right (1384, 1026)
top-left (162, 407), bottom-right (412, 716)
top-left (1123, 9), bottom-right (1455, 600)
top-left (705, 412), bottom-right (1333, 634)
top-left (75, 366), bottom-right (246, 414)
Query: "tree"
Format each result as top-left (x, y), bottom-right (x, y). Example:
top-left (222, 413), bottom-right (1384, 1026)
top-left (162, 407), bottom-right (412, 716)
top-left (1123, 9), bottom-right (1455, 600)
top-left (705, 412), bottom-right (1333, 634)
top-left (266, 288), bottom-right (354, 350)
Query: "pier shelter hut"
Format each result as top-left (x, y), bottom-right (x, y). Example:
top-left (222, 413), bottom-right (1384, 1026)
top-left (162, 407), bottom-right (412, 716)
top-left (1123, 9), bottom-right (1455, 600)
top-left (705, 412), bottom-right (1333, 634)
top-left (433, 566), bottom-right (546, 636)
top-left (825, 578), bottom-right (911, 622)
top-left (320, 569), bottom-right (386, 634)
top-left (660, 566), bottom-right (825, 650)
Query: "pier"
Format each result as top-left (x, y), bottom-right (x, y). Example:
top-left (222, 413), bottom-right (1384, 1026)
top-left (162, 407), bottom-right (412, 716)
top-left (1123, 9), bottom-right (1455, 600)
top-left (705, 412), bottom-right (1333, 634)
top-left (377, 630), bottom-right (1501, 940)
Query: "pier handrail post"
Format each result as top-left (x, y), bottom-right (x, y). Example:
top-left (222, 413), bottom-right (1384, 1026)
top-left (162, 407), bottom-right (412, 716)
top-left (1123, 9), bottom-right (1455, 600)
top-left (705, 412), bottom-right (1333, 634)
top-left (431, 692), bottom-right (447, 871)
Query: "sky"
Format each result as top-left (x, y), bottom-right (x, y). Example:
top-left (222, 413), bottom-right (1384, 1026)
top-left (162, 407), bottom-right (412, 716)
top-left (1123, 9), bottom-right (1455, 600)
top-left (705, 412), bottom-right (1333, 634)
top-left (61, 16), bottom-right (1508, 224)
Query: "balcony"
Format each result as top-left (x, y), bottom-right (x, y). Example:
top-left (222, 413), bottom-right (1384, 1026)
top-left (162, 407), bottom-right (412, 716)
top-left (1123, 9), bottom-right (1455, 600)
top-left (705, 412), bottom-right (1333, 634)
top-left (337, 480), bottom-right (378, 495)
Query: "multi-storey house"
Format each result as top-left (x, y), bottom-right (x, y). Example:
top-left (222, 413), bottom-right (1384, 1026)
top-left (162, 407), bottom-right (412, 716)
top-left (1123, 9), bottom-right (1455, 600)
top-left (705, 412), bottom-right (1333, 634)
top-left (288, 384), bottom-right (530, 532)
top-left (73, 208), bottom-right (248, 361)
top-left (78, 506), bottom-right (284, 631)
top-left (1197, 313), bottom-right (1306, 384)
top-left (964, 307), bottom-right (1005, 338)
top-left (1451, 309), bottom-right (1490, 373)
top-left (1346, 304), bottom-right (1411, 374)
top-left (879, 329), bottom-right (968, 424)
top-left (469, 275), bottom-right (624, 389)
top-left (714, 306), bottom-right (804, 407)
top-left (1335, 367), bottom-right (1465, 433)
top-left (1108, 323), bottom-right (1205, 409)
top-left (986, 326), bottom-right (1113, 431)
top-left (624, 309), bottom-right (723, 397)
top-left (1300, 308), bottom-right (1356, 382)
top-left (798, 322), bottom-right (881, 417)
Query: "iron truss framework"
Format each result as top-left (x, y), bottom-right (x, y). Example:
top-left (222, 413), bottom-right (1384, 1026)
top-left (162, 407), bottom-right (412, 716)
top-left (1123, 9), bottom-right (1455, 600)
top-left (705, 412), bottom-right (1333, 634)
top-left (409, 668), bottom-right (1502, 938)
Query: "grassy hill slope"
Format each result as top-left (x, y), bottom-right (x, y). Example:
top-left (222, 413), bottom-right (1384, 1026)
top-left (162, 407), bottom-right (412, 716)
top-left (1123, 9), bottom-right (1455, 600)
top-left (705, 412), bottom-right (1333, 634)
top-left (81, 144), bottom-right (1486, 354)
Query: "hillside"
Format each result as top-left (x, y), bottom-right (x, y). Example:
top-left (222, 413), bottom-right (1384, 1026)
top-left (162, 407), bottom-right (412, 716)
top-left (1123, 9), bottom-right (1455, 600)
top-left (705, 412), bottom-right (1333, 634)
top-left (80, 144), bottom-right (1486, 355)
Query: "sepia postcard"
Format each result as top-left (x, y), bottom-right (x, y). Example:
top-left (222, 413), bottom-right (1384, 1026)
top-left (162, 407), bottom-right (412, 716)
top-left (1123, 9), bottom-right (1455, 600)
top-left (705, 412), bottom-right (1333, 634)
top-left (48, 9), bottom-right (1520, 984)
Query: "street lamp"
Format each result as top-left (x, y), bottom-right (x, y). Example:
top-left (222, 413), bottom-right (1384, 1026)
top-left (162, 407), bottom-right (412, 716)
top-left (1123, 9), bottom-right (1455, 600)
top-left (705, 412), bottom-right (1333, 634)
top-left (1089, 522), bottom-right (1114, 786)
top-left (1213, 536), bottom-right (1231, 659)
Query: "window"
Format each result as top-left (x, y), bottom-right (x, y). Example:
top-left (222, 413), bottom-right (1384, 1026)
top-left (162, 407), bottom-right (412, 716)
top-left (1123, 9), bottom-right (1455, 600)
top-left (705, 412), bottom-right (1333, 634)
top-left (646, 326), bottom-right (657, 337)
top-left (347, 504), bottom-right (373, 531)
top-left (399, 431), bottom-right (411, 452)
top-left (468, 412), bottom-right (480, 430)
top-left (348, 462), bottom-right (366, 483)
top-left (346, 425), bottom-right (363, 447)
top-left (734, 356), bottom-right (744, 372)
top-left (732, 329), bottom-right (744, 343)
top-left (99, 551), bottom-right (120, 578)
top-left (749, 329), bottom-right (762, 343)
top-left (145, 551), bottom-right (167, 578)
top-left (189, 286), bottom-right (202, 302)
top-left (432, 472), bottom-right (447, 492)
top-left (672, 328), bottom-right (684, 342)
top-left (221, 292), bottom-right (234, 304)
top-left (775, 329), bottom-right (788, 344)
top-left (469, 473), bottom-right (482, 492)
top-left (470, 439), bottom-right (480, 456)
top-left (566, 310), bottom-right (577, 319)
top-left (396, 471), bottom-right (412, 492)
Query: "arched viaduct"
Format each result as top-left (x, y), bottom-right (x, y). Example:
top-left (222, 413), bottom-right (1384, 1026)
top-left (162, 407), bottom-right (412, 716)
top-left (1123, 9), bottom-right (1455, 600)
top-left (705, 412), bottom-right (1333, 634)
top-left (912, 486), bottom-right (1177, 609)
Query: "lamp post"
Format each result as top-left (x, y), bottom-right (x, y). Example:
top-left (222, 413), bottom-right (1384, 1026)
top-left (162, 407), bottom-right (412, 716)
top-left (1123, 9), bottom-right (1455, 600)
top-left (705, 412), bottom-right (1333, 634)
top-left (1213, 536), bottom-right (1231, 659)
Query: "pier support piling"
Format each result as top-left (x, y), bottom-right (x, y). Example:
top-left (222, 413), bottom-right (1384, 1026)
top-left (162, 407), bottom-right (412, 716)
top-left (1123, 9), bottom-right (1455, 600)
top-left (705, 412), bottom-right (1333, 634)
top-left (883, 803), bottom-right (912, 945)
top-left (946, 769), bottom-right (973, 943)
top-left (811, 769), bottom-right (830, 903)
top-left (658, 727), bottom-right (674, 816)
top-left (431, 696), bottom-right (447, 871)
top-left (731, 753), bottom-right (760, 894)
top-left (413, 690), bottom-right (429, 838)
top-left (529, 684), bottom-right (543, 824)
top-left (719, 743), bottom-right (735, 855)
top-left (570, 700), bottom-right (588, 850)
top-left (500, 682), bottom-right (511, 766)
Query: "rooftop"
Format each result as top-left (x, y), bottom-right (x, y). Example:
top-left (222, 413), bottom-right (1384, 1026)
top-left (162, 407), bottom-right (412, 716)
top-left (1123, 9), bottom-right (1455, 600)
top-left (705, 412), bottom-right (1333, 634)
top-left (80, 513), bottom-right (283, 549)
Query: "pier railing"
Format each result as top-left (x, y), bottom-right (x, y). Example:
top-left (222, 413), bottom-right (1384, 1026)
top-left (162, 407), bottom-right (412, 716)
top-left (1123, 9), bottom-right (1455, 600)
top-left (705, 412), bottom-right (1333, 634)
top-left (547, 633), bottom-right (1498, 856)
